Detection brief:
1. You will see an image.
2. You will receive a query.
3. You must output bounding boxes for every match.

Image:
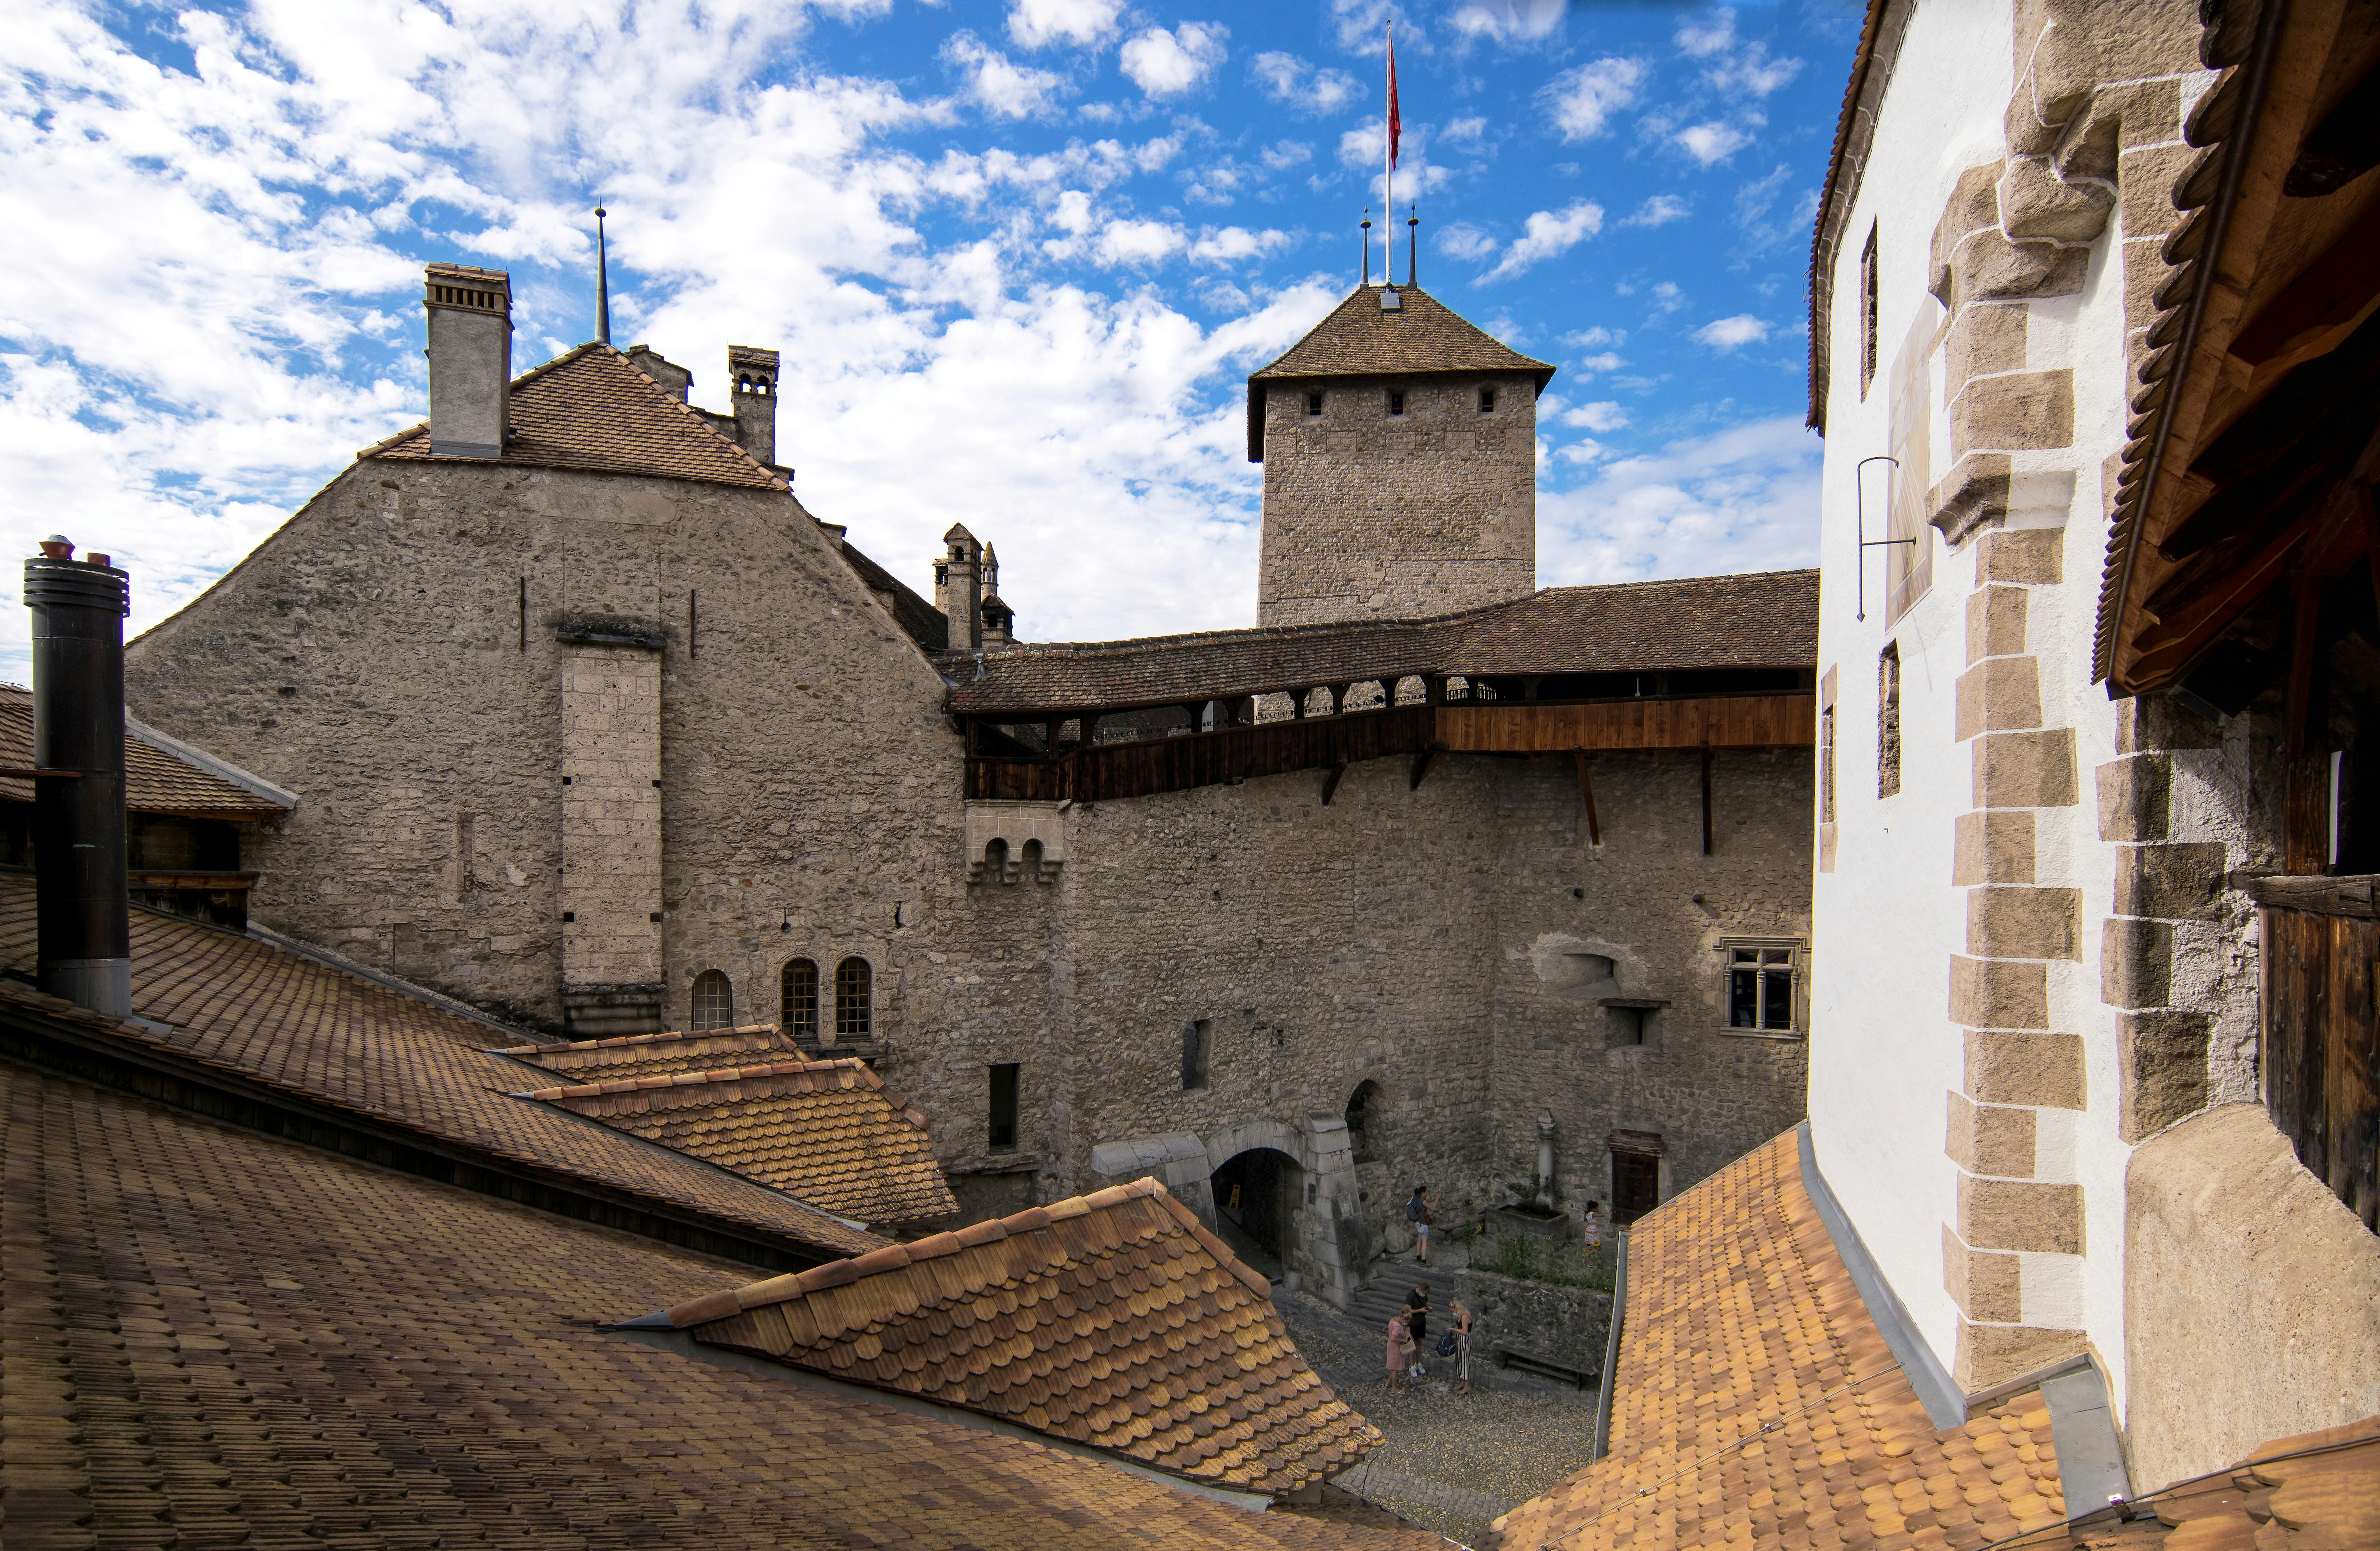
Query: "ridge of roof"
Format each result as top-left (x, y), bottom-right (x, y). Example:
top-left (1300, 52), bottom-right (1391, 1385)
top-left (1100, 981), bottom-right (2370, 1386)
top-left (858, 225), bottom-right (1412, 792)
top-left (361, 343), bottom-right (788, 491)
top-left (516, 1056), bottom-right (921, 1124)
top-left (1805, 0), bottom-right (1903, 433)
top-left (664, 1176), bottom-right (1269, 1327)
top-left (498, 1021), bottom-right (789, 1057)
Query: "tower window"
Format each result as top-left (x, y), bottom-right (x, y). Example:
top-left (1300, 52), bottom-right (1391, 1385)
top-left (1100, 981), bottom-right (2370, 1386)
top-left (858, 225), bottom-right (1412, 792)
top-left (1388, 390), bottom-right (1405, 416)
top-left (1859, 223), bottom-right (1879, 398)
top-left (780, 957), bottom-right (817, 1042)
top-left (1479, 386), bottom-right (1497, 413)
top-left (1878, 641), bottom-right (1901, 798)
top-left (1183, 1018), bottom-right (1212, 1090)
top-left (988, 1063), bottom-right (1020, 1151)
top-left (1724, 940), bottom-right (1802, 1032)
top-left (1306, 391), bottom-right (1323, 416)
top-left (834, 957), bottom-right (871, 1040)
top-left (690, 969), bottom-right (733, 1032)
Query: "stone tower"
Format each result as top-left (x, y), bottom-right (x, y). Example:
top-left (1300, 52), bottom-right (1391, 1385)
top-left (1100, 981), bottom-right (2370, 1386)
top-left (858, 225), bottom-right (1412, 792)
top-left (1247, 286), bottom-right (1554, 626)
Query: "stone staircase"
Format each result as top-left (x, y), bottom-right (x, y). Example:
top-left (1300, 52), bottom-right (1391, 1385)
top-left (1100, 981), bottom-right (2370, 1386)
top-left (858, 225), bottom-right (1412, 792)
top-left (1349, 1259), bottom-right (1460, 1341)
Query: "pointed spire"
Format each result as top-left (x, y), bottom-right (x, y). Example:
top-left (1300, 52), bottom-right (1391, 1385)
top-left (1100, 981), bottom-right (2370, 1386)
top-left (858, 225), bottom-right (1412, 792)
top-left (1407, 205), bottom-right (1418, 287)
top-left (594, 205), bottom-right (612, 346)
top-left (1360, 208), bottom-right (1373, 287)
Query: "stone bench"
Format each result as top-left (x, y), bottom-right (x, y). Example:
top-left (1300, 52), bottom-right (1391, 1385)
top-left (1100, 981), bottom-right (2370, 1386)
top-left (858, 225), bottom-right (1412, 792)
top-left (1491, 1345), bottom-right (1597, 1390)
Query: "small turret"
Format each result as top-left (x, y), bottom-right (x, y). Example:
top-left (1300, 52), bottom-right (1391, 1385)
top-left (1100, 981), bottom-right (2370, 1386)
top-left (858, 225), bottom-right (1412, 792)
top-left (939, 524), bottom-right (982, 651)
top-left (980, 591), bottom-right (1015, 648)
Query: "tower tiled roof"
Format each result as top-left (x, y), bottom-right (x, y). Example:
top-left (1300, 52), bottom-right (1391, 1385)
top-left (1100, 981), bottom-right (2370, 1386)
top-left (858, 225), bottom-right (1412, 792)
top-left (658, 1176), bottom-right (1383, 1497)
top-left (516, 1055), bottom-right (961, 1229)
top-left (946, 570), bottom-right (1819, 715)
top-left (496, 1023), bottom-right (800, 1083)
top-left (1248, 286), bottom-right (1556, 460)
top-left (363, 343), bottom-right (787, 490)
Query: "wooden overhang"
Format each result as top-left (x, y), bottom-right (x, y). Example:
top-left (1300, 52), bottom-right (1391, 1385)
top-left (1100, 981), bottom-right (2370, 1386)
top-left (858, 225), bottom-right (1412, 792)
top-left (2094, 0), bottom-right (2380, 706)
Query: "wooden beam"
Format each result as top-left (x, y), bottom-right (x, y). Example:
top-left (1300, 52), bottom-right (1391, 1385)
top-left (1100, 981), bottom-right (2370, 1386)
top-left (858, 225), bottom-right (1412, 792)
top-left (1572, 750), bottom-right (1601, 846)
top-left (1320, 762), bottom-right (1349, 806)
top-left (1700, 740), bottom-right (1713, 857)
top-left (1410, 743), bottom-right (1450, 792)
top-left (1436, 694), bottom-right (1815, 753)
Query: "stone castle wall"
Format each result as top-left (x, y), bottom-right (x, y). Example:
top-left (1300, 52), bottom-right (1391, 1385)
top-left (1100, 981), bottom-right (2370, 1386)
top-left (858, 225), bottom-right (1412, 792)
top-left (1257, 373), bottom-right (1539, 627)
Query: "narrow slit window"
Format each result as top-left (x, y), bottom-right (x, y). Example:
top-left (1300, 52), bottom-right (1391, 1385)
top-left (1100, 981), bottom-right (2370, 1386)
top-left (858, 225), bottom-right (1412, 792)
top-left (834, 956), bottom-right (871, 1040)
top-left (1388, 389), bottom-right (1405, 416)
top-left (1183, 1018), bottom-right (1212, 1090)
top-left (1725, 942), bottom-right (1801, 1032)
top-left (690, 969), bottom-right (733, 1032)
top-left (1306, 391), bottom-right (1324, 416)
top-left (780, 958), bottom-right (818, 1043)
top-left (1878, 641), bottom-right (1902, 798)
top-left (988, 1063), bottom-right (1020, 1151)
top-left (1479, 386), bottom-right (1497, 413)
top-left (1859, 223), bottom-right (1879, 397)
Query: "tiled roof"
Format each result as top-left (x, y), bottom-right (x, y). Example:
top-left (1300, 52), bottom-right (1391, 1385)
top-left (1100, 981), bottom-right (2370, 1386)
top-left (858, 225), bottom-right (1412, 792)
top-left (0, 686), bottom-right (291, 816)
top-left (947, 571), bottom-right (1820, 715)
top-left (1251, 287), bottom-right (1555, 387)
top-left (364, 343), bottom-right (787, 491)
top-left (0, 1059), bottom-right (1448, 1551)
top-left (0, 875), bottom-right (883, 1261)
top-left (521, 1056), bottom-right (961, 1229)
top-left (663, 1177), bottom-right (1384, 1497)
top-left (836, 531), bottom-right (951, 653)
top-left (1488, 1131), bottom-right (2067, 1551)
top-left (497, 1023), bottom-right (800, 1083)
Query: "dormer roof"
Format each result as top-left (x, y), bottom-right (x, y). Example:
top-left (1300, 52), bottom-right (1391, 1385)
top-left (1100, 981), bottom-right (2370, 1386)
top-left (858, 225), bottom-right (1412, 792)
top-left (1247, 286), bottom-right (1555, 459)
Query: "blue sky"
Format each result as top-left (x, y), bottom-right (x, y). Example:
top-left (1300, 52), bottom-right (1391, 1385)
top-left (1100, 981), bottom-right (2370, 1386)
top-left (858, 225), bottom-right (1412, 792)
top-left (0, 0), bottom-right (1857, 674)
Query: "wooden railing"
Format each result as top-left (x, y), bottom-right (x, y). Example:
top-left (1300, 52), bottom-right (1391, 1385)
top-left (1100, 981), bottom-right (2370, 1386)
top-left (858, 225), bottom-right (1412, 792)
top-left (965, 693), bottom-right (1814, 804)
top-left (2251, 874), bottom-right (2380, 1232)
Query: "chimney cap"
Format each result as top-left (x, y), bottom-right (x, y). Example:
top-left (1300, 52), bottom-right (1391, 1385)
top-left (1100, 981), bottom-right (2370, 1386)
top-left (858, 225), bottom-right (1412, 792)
top-left (423, 263), bottom-right (512, 319)
top-left (38, 535), bottom-right (71, 559)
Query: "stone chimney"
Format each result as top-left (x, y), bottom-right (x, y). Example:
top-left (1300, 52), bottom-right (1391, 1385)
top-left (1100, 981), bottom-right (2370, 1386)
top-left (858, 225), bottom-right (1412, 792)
top-left (623, 344), bottom-right (691, 400)
top-left (423, 264), bottom-right (512, 459)
top-left (728, 346), bottom-right (779, 466)
top-left (941, 524), bottom-right (982, 651)
top-left (980, 590), bottom-right (1014, 648)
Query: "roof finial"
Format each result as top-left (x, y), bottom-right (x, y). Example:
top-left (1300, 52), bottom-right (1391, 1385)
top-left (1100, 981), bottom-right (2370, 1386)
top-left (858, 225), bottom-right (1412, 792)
top-left (594, 205), bottom-right (612, 346)
top-left (1360, 208), bottom-right (1373, 288)
top-left (1407, 205), bottom-right (1418, 288)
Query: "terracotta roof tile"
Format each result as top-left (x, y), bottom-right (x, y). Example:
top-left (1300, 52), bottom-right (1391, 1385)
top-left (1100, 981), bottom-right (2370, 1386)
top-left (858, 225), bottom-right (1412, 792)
top-left (522, 1054), bottom-right (959, 1228)
top-left (497, 1022), bottom-right (800, 1082)
top-left (947, 571), bottom-right (1819, 715)
top-left (1251, 287), bottom-right (1555, 386)
top-left (1487, 1131), bottom-right (2067, 1551)
top-left (0, 1060), bottom-right (1448, 1551)
top-left (0, 685), bottom-right (291, 815)
top-left (666, 1177), bottom-right (1383, 1497)
top-left (364, 343), bottom-right (786, 490)
top-left (0, 874), bottom-right (881, 1260)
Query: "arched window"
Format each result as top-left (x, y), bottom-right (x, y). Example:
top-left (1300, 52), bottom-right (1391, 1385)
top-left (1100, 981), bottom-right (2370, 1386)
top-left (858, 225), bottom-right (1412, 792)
top-left (1345, 1080), bottom-right (1383, 1164)
top-left (780, 958), bottom-right (818, 1042)
top-left (690, 969), bottom-right (734, 1032)
top-left (834, 957), bottom-right (872, 1041)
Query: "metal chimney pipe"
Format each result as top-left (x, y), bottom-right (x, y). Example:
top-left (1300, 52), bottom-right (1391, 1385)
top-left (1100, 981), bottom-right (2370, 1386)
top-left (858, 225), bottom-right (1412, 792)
top-left (24, 544), bottom-right (131, 1016)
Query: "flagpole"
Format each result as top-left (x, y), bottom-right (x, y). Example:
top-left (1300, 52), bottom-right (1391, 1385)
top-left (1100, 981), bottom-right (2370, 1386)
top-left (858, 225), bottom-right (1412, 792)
top-left (1383, 23), bottom-right (1393, 288)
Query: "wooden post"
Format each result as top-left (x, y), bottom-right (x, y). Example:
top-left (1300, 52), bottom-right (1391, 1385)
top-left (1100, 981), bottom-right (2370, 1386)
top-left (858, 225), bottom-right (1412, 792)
top-left (1700, 739), bottom-right (1713, 856)
top-left (1573, 750), bottom-right (1601, 846)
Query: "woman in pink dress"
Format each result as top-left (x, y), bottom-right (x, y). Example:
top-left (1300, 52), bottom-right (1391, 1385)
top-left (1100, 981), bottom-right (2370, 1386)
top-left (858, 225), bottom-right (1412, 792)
top-left (1385, 1313), bottom-right (1411, 1394)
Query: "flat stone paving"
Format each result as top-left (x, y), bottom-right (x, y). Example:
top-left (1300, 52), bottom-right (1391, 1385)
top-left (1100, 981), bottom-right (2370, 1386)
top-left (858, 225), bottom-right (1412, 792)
top-left (1277, 1286), bottom-right (1602, 1549)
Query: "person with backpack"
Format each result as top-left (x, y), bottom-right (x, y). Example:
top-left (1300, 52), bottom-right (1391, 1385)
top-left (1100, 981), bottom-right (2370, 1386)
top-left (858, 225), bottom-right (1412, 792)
top-left (1407, 1184), bottom-right (1434, 1264)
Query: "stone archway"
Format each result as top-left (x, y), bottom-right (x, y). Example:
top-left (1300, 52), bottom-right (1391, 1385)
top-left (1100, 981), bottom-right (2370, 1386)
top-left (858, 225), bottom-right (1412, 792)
top-left (1211, 1146), bottom-right (1300, 1278)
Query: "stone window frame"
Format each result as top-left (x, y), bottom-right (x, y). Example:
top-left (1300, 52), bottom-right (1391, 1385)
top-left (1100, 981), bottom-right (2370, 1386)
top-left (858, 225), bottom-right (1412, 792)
top-left (1720, 936), bottom-right (1805, 1038)
top-left (1305, 390), bottom-right (1324, 417)
top-left (987, 1061), bottom-right (1021, 1152)
top-left (780, 957), bottom-right (818, 1042)
top-left (834, 956), bottom-right (871, 1040)
top-left (1387, 389), bottom-right (1406, 417)
top-left (689, 968), bottom-right (734, 1032)
top-left (1479, 385), bottom-right (1497, 414)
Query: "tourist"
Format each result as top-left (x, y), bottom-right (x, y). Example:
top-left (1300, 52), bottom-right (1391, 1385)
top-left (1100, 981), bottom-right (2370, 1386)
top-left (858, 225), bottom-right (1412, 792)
top-left (1448, 1300), bottom-right (1475, 1396)
top-left (1407, 1184), bottom-right (1434, 1263)
top-left (1403, 1283), bottom-right (1430, 1380)
top-left (1583, 1199), bottom-right (1605, 1250)
top-left (1386, 1311), bottom-right (1412, 1394)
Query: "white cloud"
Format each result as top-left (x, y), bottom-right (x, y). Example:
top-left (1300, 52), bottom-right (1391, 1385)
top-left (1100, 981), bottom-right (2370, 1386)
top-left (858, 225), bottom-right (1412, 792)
top-left (1573, 351), bottom-right (1624, 372)
top-left (1675, 9), bottom-right (1736, 58)
top-left (1095, 218), bottom-right (1186, 264)
top-left (1562, 326), bottom-right (1623, 348)
top-left (1622, 195), bottom-right (1691, 228)
top-left (1539, 414), bottom-right (1821, 587)
top-left (1337, 119), bottom-right (1456, 201)
top-left (1676, 120), bottom-right (1751, 165)
top-left (1443, 115), bottom-right (1488, 143)
top-left (1693, 314), bottom-right (1770, 350)
top-left (1189, 226), bottom-right (1293, 264)
top-left (1329, 0), bottom-right (1414, 56)
top-left (1249, 51), bottom-right (1360, 115)
top-left (1437, 223), bottom-right (1500, 261)
top-left (1120, 22), bottom-right (1229, 99)
top-left (1007, 0), bottom-right (1124, 49)
top-left (1562, 400), bottom-right (1629, 431)
top-left (943, 32), bottom-right (1068, 117)
top-left (1540, 57), bottom-right (1648, 143)
top-left (1650, 282), bottom-right (1685, 312)
top-left (1449, 0), bottom-right (1565, 46)
top-left (1260, 140), bottom-right (1313, 171)
top-left (1677, 9), bottom-right (1801, 95)
top-left (1477, 200), bottom-right (1603, 284)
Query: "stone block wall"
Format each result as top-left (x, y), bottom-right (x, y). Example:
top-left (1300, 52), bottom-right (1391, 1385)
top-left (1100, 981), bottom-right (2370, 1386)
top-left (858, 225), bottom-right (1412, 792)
top-left (1257, 373), bottom-right (1538, 626)
top-left (560, 642), bottom-right (663, 1014)
top-left (1451, 1268), bottom-right (1613, 1376)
